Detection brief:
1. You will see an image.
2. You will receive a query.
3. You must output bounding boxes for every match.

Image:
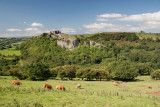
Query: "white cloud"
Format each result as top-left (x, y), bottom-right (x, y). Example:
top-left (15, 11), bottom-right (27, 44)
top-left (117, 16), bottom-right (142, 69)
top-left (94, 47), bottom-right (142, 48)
top-left (31, 23), bottom-right (43, 27)
top-left (119, 11), bottom-right (160, 21)
top-left (83, 23), bottom-right (114, 29)
top-left (84, 10), bottom-right (160, 33)
top-left (7, 29), bottom-right (21, 32)
top-left (97, 13), bottom-right (124, 22)
top-left (97, 13), bottom-right (123, 18)
top-left (61, 28), bottom-right (76, 33)
top-left (25, 28), bottom-right (39, 32)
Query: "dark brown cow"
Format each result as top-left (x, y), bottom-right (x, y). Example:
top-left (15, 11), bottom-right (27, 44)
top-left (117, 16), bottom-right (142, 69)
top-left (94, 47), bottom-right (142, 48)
top-left (43, 83), bottom-right (52, 90)
top-left (56, 85), bottom-right (65, 91)
top-left (12, 81), bottom-right (22, 85)
top-left (148, 86), bottom-right (152, 89)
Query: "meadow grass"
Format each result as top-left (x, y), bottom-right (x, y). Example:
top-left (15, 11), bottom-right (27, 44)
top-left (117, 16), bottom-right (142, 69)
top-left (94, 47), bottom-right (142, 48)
top-left (0, 76), bottom-right (160, 107)
top-left (0, 48), bottom-right (20, 56)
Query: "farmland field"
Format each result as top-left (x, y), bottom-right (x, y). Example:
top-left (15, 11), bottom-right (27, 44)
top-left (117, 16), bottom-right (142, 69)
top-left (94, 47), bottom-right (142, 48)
top-left (0, 76), bottom-right (160, 107)
top-left (0, 48), bottom-right (20, 56)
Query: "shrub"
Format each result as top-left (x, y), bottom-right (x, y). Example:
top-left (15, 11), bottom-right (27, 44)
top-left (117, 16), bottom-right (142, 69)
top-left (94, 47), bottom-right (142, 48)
top-left (151, 69), bottom-right (160, 80)
top-left (137, 63), bottom-right (154, 75)
top-left (19, 61), bottom-right (51, 80)
top-left (62, 65), bottom-right (77, 80)
top-left (107, 60), bottom-right (138, 81)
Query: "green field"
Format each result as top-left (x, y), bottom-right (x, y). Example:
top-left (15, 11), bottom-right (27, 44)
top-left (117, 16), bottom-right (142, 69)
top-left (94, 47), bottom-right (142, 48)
top-left (0, 48), bottom-right (20, 56)
top-left (0, 76), bottom-right (160, 107)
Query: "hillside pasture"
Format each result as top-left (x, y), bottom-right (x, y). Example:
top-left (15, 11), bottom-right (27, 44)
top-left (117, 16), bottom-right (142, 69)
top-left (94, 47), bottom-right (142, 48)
top-left (0, 48), bottom-right (20, 56)
top-left (0, 76), bottom-right (160, 107)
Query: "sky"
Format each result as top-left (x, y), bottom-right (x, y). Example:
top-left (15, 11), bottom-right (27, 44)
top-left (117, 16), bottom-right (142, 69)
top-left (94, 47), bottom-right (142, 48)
top-left (0, 0), bottom-right (160, 37)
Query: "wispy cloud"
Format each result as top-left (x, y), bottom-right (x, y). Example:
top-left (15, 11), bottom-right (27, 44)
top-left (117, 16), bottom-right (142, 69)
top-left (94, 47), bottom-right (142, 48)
top-left (7, 29), bottom-right (22, 32)
top-left (61, 28), bottom-right (76, 33)
top-left (119, 11), bottom-right (160, 21)
top-left (85, 11), bottom-right (160, 33)
top-left (25, 28), bottom-right (39, 32)
top-left (31, 23), bottom-right (43, 27)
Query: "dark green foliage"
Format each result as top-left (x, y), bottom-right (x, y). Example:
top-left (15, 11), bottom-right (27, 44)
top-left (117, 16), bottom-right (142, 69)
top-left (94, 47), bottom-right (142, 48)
top-left (92, 69), bottom-right (110, 81)
top-left (151, 69), bottom-right (160, 80)
top-left (62, 65), bottom-right (76, 80)
top-left (76, 68), bottom-right (86, 80)
top-left (19, 61), bottom-right (51, 80)
top-left (2, 32), bottom-right (160, 81)
top-left (50, 66), bottom-right (62, 77)
top-left (107, 60), bottom-right (138, 80)
top-left (137, 63), bottom-right (154, 75)
top-left (87, 32), bottom-right (139, 43)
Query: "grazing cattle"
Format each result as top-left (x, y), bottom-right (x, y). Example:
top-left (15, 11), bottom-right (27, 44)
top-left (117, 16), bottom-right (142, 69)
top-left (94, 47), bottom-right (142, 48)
top-left (76, 84), bottom-right (81, 89)
top-left (113, 83), bottom-right (119, 86)
top-left (43, 83), bottom-right (52, 90)
top-left (148, 86), bottom-right (152, 89)
top-left (56, 85), bottom-right (65, 91)
top-left (12, 81), bottom-right (22, 86)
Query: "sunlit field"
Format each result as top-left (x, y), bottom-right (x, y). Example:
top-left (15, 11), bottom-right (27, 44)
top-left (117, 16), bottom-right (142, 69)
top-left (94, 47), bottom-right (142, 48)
top-left (0, 76), bottom-right (160, 107)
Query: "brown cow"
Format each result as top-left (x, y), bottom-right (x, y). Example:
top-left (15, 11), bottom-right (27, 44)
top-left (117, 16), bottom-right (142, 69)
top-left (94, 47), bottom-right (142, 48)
top-left (76, 84), bottom-right (81, 89)
top-left (12, 81), bottom-right (22, 86)
top-left (43, 83), bottom-right (52, 90)
top-left (113, 83), bottom-right (119, 86)
top-left (56, 85), bottom-right (65, 91)
top-left (148, 86), bottom-right (152, 89)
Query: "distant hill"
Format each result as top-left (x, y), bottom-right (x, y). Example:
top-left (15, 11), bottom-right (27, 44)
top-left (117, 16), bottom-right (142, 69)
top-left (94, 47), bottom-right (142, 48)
top-left (20, 32), bottom-right (160, 69)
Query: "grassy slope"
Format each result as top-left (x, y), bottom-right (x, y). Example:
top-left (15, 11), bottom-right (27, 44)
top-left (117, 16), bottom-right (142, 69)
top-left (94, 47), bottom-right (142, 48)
top-left (136, 33), bottom-right (160, 40)
top-left (0, 76), bottom-right (160, 107)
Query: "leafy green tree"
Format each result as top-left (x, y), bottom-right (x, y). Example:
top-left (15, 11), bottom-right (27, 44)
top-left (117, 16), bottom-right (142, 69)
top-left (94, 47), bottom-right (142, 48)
top-left (151, 69), bottom-right (160, 80)
top-left (50, 66), bottom-right (62, 77)
top-left (107, 60), bottom-right (138, 81)
top-left (93, 69), bottom-right (110, 81)
top-left (62, 65), bottom-right (77, 80)
top-left (76, 68), bottom-right (86, 80)
top-left (19, 61), bottom-right (51, 80)
top-left (137, 63), bottom-right (153, 75)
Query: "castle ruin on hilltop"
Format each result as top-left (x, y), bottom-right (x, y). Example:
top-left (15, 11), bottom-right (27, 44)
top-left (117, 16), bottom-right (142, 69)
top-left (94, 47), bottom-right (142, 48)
top-left (50, 30), bottom-right (61, 35)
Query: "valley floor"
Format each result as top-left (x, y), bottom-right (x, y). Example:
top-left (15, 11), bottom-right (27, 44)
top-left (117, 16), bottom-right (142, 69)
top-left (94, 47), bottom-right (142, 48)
top-left (0, 76), bottom-right (160, 107)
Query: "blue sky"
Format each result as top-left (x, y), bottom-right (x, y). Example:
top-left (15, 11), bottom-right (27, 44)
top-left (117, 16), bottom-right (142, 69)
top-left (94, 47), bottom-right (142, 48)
top-left (0, 0), bottom-right (160, 37)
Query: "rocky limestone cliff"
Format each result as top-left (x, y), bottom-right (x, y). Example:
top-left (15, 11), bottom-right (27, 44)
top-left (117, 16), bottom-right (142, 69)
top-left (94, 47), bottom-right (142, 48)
top-left (34, 32), bottom-right (103, 50)
top-left (57, 37), bottom-right (80, 50)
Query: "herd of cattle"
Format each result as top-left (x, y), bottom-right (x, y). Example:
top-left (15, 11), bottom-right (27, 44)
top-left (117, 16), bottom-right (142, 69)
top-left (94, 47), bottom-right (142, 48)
top-left (12, 80), bottom-right (81, 91)
top-left (12, 80), bottom-right (156, 91)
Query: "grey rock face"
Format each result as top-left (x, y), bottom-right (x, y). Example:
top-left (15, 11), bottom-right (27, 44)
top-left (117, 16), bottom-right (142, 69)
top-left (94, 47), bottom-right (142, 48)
top-left (57, 38), bottom-right (80, 50)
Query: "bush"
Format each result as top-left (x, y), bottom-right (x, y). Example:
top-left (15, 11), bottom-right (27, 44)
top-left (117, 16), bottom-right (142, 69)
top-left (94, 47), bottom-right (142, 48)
top-left (151, 69), bottom-right (160, 80)
top-left (19, 61), bottom-right (51, 80)
top-left (107, 60), bottom-right (138, 81)
top-left (137, 63), bottom-right (153, 75)
top-left (62, 65), bottom-right (77, 80)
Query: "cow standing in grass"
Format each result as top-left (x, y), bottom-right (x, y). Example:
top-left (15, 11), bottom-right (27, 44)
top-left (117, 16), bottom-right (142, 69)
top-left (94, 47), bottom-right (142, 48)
top-left (12, 81), bottom-right (22, 86)
top-left (76, 84), bottom-right (81, 89)
top-left (113, 83), bottom-right (119, 86)
top-left (56, 85), bottom-right (65, 91)
top-left (43, 83), bottom-right (52, 90)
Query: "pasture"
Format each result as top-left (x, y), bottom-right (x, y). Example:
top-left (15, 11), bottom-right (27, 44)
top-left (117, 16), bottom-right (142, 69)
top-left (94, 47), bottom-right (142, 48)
top-left (0, 48), bottom-right (20, 56)
top-left (0, 76), bottom-right (160, 107)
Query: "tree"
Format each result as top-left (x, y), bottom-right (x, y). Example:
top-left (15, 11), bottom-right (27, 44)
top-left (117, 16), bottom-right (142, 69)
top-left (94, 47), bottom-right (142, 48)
top-left (92, 69), bottom-right (110, 81)
top-left (62, 65), bottom-right (76, 80)
top-left (137, 63), bottom-right (153, 75)
top-left (151, 69), bottom-right (160, 80)
top-left (50, 66), bottom-right (62, 77)
top-left (19, 61), bottom-right (51, 80)
top-left (107, 60), bottom-right (138, 81)
top-left (76, 68), bottom-right (86, 80)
